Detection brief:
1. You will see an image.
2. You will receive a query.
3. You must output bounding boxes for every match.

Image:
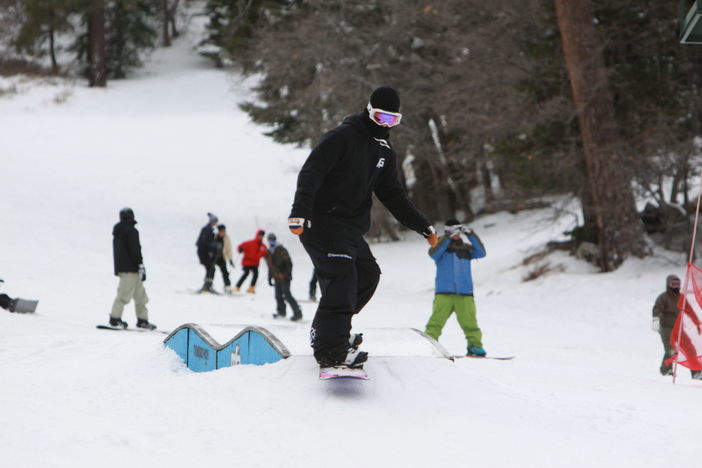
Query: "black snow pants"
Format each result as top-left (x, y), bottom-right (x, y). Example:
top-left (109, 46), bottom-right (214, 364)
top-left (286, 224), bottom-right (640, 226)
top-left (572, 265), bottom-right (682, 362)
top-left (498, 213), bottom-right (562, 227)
top-left (302, 238), bottom-right (381, 361)
top-left (309, 269), bottom-right (318, 299)
top-left (198, 250), bottom-right (216, 281)
top-left (216, 257), bottom-right (231, 286)
top-left (236, 266), bottom-right (259, 288)
top-left (275, 279), bottom-right (302, 319)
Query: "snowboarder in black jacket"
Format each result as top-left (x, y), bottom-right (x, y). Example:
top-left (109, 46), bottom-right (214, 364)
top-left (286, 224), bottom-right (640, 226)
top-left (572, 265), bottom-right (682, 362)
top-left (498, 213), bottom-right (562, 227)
top-left (288, 86), bottom-right (437, 369)
top-left (196, 212), bottom-right (219, 292)
top-left (110, 208), bottom-right (155, 330)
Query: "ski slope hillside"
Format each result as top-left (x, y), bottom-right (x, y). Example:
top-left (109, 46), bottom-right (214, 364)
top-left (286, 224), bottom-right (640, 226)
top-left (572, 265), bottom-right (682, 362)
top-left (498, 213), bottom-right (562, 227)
top-left (2, 15), bottom-right (701, 468)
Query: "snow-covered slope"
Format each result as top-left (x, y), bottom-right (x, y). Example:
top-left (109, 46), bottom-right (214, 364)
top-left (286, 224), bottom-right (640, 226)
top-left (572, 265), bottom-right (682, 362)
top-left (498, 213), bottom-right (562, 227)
top-left (1, 16), bottom-right (700, 468)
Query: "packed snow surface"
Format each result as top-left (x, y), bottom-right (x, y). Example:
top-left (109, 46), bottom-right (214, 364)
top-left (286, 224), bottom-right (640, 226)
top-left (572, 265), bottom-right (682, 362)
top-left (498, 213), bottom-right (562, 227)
top-left (2, 17), bottom-right (701, 468)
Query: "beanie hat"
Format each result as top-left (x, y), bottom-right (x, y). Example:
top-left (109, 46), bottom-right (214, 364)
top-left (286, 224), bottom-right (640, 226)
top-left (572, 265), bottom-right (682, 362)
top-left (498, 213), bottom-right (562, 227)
top-left (207, 212), bottom-right (218, 223)
top-left (217, 224), bottom-right (226, 230)
top-left (267, 233), bottom-right (277, 242)
top-left (445, 218), bottom-right (461, 226)
top-left (370, 86), bottom-right (400, 112)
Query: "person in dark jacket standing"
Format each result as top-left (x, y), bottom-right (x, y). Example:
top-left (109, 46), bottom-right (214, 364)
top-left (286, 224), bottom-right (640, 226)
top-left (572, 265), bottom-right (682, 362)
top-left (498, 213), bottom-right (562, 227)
top-left (425, 219), bottom-right (487, 357)
top-left (196, 212), bottom-right (219, 292)
top-left (110, 207), bottom-right (155, 330)
top-left (266, 233), bottom-right (302, 321)
top-left (288, 86), bottom-right (437, 369)
top-left (652, 274), bottom-right (702, 378)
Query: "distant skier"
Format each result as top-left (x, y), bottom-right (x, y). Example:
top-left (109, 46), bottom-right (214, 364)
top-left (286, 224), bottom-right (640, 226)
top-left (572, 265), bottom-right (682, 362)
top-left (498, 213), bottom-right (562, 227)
top-left (266, 233), bottom-right (303, 321)
top-left (215, 224), bottom-right (233, 293)
top-left (425, 219), bottom-right (486, 357)
top-left (652, 274), bottom-right (702, 379)
top-left (109, 208), bottom-right (156, 330)
top-left (235, 230), bottom-right (268, 294)
top-left (196, 212), bottom-right (219, 293)
top-left (288, 86), bottom-right (437, 370)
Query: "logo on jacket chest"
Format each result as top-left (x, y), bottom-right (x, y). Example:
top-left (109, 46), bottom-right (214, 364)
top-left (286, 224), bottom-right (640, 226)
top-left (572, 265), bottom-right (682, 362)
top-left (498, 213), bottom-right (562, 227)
top-left (376, 157), bottom-right (385, 168)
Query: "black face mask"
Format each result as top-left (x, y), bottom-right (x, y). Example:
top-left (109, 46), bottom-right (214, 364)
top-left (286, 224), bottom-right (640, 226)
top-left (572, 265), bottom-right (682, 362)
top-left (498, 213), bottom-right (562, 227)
top-left (364, 110), bottom-right (391, 139)
top-left (669, 287), bottom-right (680, 294)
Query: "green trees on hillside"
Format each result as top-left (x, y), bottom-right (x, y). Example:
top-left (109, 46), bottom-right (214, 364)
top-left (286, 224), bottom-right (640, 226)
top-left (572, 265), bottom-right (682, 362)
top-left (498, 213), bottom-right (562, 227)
top-left (4, 0), bottom-right (160, 84)
top-left (220, 0), bottom-right (702, 269)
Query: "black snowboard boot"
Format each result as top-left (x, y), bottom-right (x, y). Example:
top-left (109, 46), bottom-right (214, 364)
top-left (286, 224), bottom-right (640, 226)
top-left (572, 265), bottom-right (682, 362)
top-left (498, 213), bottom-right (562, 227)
top-left (109, 316), bottom-right (128, 329)
top-left (136, 319), bottom-right (156, 330)
top-left (199, 279), bottom-right (214, 293)
top-left (317, 343), bottom-right (368, 369)
top-left (349, 333), bottom-right (363, 350)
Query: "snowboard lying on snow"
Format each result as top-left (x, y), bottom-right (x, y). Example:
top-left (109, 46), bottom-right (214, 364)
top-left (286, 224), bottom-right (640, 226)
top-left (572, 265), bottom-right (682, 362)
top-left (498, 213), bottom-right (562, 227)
top-left (11, 299), bottom-right (39, 313)
top-left (450, 355), bottom-right (515, 361)
top-left (96, 325), bottom-right (169, 335)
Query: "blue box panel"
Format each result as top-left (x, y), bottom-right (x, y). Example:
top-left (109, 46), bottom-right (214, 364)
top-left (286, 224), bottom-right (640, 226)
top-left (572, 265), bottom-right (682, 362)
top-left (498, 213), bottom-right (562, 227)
top-left (216, 335), bottom-right (248, 369)
top-left (188, 331), bottom-right (217, 372)
top-left (247, 331), bottom-right (284, 365)
top-left (165, 328), bottom-right (189, 365)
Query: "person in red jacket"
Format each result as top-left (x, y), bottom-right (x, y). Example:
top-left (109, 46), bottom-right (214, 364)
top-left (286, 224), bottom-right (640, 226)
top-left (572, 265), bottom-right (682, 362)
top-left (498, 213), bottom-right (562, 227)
top-left (235, 229), bottom-right (268, 293)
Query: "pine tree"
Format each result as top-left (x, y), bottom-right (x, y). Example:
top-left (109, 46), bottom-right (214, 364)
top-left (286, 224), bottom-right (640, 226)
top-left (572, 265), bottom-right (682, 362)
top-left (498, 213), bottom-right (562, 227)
top-left (13, 0), bottom-right (76, 73)
top-left (105, 0), bottom-right (156, 78)
top-left (554, 0), bottom-right (648, 270)
top-left (199, 0), bottom-right (293, 67)
top-left (74, 0), bottom-right (156, 81)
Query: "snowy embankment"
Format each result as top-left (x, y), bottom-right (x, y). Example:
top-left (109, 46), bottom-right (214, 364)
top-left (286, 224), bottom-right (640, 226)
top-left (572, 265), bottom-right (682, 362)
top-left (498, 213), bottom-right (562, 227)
top-left (1, 17), bottom-right (701, 468)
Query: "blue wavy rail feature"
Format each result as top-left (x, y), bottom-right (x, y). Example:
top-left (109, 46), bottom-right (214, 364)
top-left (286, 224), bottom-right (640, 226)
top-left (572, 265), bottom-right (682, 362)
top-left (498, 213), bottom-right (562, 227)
top-left (163, 323), bottom-right (291, 372)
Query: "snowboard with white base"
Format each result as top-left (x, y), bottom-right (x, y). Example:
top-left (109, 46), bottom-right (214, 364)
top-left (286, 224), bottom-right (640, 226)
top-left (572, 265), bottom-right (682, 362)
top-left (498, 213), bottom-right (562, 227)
top-left (319, 366), bottom-right (369, 380)
top-left (451, 355), bottom-right (515, 361)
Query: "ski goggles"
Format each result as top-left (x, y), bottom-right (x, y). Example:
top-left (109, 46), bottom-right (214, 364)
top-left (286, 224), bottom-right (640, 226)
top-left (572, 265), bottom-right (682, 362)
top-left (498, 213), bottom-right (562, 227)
top-left (367, 102), bottom-right (402, 127)
top-left (445, 225), bottom-right (465, 236)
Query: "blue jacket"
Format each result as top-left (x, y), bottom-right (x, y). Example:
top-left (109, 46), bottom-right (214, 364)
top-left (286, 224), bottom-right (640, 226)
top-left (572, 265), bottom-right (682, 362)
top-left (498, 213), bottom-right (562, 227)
top-left (429, 234), bottom-right (486, 295)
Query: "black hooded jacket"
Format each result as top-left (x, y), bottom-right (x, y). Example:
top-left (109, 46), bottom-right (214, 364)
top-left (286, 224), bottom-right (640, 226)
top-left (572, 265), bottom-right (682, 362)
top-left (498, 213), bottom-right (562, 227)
top-left (290, 112), bottom-right (430, 243)
top-left (113, 220), bottom-right (143, 275)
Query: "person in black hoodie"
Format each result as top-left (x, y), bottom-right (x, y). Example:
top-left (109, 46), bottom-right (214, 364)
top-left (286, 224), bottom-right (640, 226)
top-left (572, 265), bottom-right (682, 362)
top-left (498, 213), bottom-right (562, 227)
top-left (110, 207), bottom-right (156, 330)
top-left (288, 86), bottom-right (437, 369)
top-left (196, 212), bottom-right (219, 292)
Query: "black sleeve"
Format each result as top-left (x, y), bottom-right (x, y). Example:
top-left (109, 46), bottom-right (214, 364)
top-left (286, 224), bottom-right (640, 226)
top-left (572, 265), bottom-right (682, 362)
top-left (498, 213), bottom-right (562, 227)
top-left (126, 227), bottom-right (144, 265)
top-left (290, 131), bottom-right (345, 219)
top-left (374, 148), bottom-right (431, 235)
top-left (196, 227), bottom-right (216, 250)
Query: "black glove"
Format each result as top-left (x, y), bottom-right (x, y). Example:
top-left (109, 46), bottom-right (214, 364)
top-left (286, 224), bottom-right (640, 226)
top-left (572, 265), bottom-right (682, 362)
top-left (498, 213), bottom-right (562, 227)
top-left (138, 264), bottom-right (146, 282)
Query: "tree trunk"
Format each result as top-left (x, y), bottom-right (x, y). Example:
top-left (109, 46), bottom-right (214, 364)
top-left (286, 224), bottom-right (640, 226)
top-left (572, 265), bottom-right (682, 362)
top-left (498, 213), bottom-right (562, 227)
top-left (170, 0), bottom-right (180, 38)
top-left (88, 1), bottom-right (106, 87)
top-left (554, 0), bottom-right (647, 271)
top-left (162, 0), bottom-right (171, 46)
top-left (48, 27), bottom-right (58, 74)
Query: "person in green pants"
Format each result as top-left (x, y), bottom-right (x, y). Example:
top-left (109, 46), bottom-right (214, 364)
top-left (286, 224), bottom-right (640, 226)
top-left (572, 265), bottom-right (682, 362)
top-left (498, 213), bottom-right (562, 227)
top-left (425, 219), bottom-right (487, 356)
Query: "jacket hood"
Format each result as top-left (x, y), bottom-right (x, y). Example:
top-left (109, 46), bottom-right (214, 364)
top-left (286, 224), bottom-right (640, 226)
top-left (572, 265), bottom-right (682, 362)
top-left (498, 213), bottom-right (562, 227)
top-left (666, 274), bottom-right (681, 288)
top-left (113, 220), bottom-right (135, 236)
top-left (256, 229), bottom-right (265, 238)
